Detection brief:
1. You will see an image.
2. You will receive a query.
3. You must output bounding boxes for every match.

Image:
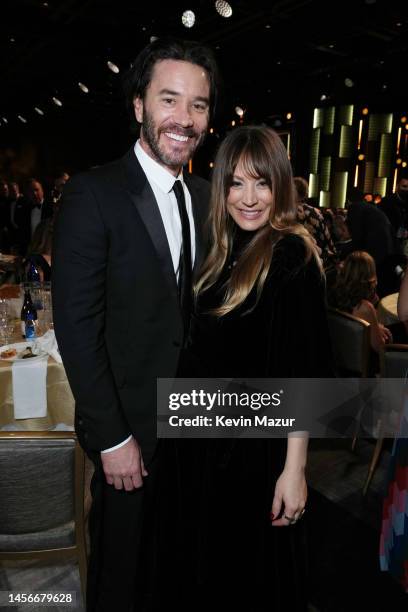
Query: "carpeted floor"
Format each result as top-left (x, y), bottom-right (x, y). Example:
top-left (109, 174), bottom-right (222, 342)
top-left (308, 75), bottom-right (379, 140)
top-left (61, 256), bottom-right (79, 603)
top-left (1, 438), bottom-right (407, 611)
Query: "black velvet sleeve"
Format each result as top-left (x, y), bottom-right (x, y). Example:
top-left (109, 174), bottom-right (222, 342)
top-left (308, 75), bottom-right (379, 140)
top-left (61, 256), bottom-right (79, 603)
top-left (265, 234), bottom-right (334, 378)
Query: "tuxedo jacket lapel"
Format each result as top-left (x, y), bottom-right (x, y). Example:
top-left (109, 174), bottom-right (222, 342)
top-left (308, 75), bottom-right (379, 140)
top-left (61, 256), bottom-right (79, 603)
top-left (122, 149), bottom-right (179, 303)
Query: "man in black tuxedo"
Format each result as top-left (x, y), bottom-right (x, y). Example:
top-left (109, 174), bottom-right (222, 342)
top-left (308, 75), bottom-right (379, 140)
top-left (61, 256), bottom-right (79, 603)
top-left (8, 182), bottom-right (31, 255)
top-left (52, 37), bottom-right (219, 611)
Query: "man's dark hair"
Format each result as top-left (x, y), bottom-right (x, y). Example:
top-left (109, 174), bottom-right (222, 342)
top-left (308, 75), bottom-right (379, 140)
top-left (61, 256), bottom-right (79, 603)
top-left (123, 37), bottom-right (220, 122)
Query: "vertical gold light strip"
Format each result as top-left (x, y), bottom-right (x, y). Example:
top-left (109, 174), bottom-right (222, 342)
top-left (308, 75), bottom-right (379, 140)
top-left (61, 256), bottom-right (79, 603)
top-left (354, 164), bottom-right (359, 187)
top-left (358, 119), bottom-right (363, 150)
top-left (188, 159), bottom-right (193, 174)
top-left (309, 174), bottom-right (318, 198)
top-left (393, 168), bottom-right (398, 192)
top-left (397, 127), bottom-right (402, 154)
top-left (287, 133), bottom-right (291, 159)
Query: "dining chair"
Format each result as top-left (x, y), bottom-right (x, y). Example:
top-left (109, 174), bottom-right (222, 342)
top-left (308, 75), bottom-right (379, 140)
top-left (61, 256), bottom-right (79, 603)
top-left (0, 431), bottom-right (87, 605)
top-left (362, 343), bottom-right (408, 495)
top-left (327, 307), bottom-right (371, 378)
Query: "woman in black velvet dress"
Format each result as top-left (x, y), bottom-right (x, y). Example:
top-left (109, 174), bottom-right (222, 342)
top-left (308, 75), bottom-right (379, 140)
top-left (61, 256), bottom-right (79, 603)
top-left (158, 126), bottom-right (333, 611)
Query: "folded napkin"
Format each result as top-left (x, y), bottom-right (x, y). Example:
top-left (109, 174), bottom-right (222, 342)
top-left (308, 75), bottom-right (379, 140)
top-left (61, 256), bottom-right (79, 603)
top-left (12, 355), bottom-right (48, 419)
top-left (32, 329), bottom-right (62, 363)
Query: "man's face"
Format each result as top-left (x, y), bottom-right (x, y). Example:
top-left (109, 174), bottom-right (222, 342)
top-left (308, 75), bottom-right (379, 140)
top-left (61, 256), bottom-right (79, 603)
top-left (29, 181), bottom-right (44, 204)
top-left (0, 181), bottom-right (9, 199)
top-left (134, 59), bottom-right (210, 174)
top-left (398, 179), bottom-right (408, 201)
top-left (9, 182), bottom-right (19, 199)
top-left (54, 173), bottom-right (69, 193)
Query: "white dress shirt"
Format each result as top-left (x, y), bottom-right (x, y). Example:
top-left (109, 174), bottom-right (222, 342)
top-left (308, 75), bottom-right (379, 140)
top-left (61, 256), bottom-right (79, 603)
top-left (102, 140), bottom-right (196, 454)
top-left (31, 202), bottom-right (43, 236)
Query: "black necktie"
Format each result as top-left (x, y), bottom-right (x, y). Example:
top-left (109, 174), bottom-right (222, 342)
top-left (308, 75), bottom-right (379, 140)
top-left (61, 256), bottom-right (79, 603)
top-left (173, 180), bottom-right (192, 340)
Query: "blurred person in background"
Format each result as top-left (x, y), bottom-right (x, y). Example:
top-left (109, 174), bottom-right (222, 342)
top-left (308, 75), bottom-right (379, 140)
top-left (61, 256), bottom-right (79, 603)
top-left (380, 176), bottom-right (408, 258)
top-left (294, 176), bottom-right (337, 271)
top-left (24, 218), bottom-right (53, 282)
top-left (25, 178), bottom-right (53, 238)
top-left (8, 181), bottom-right (31, 255)
top-left (329, 251), bottom-right (405, 357)
top-left (0, 179), bottom-right (10, 252)
top-left (347, 187), bottom-right (403, 297)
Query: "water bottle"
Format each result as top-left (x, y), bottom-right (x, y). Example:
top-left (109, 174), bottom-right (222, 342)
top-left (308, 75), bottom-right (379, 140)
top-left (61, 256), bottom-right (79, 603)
top-left (21, 289), bottom-right (37, 338)
top-left (25, 313), bottom-right (37, 340)
top-left (26, 261), bottom-right (40, 283)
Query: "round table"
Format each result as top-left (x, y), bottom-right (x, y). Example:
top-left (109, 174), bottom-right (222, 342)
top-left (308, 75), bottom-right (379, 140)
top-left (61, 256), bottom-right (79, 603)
top-left (377, 293), bottom-right (399, 326)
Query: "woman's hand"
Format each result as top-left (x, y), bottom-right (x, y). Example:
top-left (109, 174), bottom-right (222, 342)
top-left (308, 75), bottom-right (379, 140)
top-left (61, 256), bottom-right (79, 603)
top-left (379, 323), bottom-right (393, 344)
top-left (270, 467), bottom-right (307, 527)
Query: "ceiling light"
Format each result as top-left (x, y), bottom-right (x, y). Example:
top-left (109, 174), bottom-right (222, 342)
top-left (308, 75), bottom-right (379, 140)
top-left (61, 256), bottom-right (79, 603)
top-left (362, 107), bottom-right (369, 115)
top-left (52, 96), bottom-right (62, 106)
top-left (215, 0), bottom-right (233, 18)
top-left (17, 115), bottom-right (27, 123)
top-left (150, 36), bottom-right (158, 43)
top-left (286, 112), bottom-right (292, 120)
top-left (2, 117), bottom-right (8, 124)
top-left (78, 82), bottom-right (89, 93)
top-left (209, 128), bottom-right (214, 134)
top-left (231, 120), bottom-right (236, 126)
top-left (320, 94), bottom-right (328, 101)
top-left (344, 78), bottom-right (354, 87)
top-left (358, 154), bottom-right (365, 160)
top-left (182, 10), bottom-right (195, 27)
top-left (402, 162), bottom-right (407, 168)
top-left (235, 106), bottom-right (244, 117)
top-left (397, 158), bottom-right (402, 165)
top-left (107, 60), bottom-right (120, 73)
top-left (34, 107), bottom-right (44, 115)
top-left (401, 116), bottom-right (407, 123)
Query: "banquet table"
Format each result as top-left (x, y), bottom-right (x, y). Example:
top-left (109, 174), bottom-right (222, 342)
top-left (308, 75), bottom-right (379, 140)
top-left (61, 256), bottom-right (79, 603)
top-left (0, 333), bottom-right (75, 431)
top-left (377, 293), bottom-right (399, 326)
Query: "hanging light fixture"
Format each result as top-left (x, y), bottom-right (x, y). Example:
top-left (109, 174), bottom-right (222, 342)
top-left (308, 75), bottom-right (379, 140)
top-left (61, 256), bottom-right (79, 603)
top-left (52, 96), bottom-right (63, 106)
top-left (182, 10), bottom-right (195, 27)
top-left (78, 82), bottom-right (89, 93)
top-left (34, 107), bottom-right (44, 115)
top-left (17, 115), bottom-right (27, 123)
top-left (107, 60), bottom-right (120, 74)
top-left (215, 0), bottom-right (233, 18)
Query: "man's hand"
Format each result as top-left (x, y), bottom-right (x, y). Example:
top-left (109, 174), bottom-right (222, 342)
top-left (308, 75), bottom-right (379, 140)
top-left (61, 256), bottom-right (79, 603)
top-left (101, 437), bottom-right (148, 491)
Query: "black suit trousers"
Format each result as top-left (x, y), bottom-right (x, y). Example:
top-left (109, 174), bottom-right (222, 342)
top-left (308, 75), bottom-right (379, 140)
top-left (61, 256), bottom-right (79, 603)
top-left (86, 447), bottom-right (162, 612)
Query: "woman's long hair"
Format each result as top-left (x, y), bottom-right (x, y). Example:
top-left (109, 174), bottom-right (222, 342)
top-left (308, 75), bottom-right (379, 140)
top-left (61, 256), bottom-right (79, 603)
top-left (194, 125), bottom-right (321, 316)
top-left (333, 250), bottom-right (377, 313)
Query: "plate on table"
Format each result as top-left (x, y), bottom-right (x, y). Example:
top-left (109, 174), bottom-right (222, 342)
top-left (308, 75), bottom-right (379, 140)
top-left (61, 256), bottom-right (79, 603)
top-left (0, 342), bottom-right (48, 363)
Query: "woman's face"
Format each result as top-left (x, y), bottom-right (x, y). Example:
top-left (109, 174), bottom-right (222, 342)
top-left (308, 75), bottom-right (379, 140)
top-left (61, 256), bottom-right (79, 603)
top-left (226, 160), bottom-right (273, 231)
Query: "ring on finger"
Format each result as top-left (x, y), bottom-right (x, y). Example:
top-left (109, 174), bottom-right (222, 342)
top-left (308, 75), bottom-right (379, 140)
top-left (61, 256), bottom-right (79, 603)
top-left (284, 514), bottom-right (297, 524)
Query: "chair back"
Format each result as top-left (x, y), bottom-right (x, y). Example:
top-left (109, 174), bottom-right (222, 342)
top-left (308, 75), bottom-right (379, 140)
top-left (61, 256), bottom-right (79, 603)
top-left (0, 432), bottom-right (84, 552)
top-left (380, 343), bottom-right (408, 378)
top-left (327, 308), bottom-right (371, 377)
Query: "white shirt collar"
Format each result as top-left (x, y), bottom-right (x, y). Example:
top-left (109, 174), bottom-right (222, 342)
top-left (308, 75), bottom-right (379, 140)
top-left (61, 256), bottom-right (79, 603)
top-left (135, 140), bottom-right (184, 194)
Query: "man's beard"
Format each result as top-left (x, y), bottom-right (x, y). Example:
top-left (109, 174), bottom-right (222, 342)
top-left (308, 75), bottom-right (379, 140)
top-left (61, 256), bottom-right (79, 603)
top-left (141, 109), bottom-right (206, 169)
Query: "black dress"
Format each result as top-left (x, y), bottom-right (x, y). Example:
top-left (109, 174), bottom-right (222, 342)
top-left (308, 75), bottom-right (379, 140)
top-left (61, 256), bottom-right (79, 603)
top-left (153, 232), bottom-right (333, 611)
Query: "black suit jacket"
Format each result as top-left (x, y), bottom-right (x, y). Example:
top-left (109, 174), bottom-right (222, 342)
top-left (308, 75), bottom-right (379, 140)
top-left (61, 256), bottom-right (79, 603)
top-left (52, 148), bottom-right (210, 462)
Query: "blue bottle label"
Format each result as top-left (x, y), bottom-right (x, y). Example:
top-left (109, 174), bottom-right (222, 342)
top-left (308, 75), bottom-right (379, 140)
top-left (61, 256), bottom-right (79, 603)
top-left (25, 322), bottom-right (36, 340)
